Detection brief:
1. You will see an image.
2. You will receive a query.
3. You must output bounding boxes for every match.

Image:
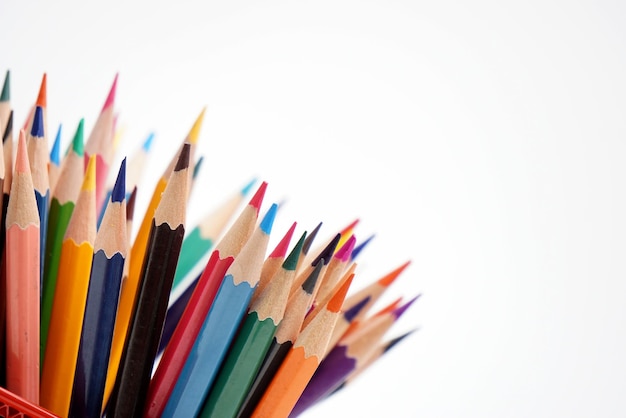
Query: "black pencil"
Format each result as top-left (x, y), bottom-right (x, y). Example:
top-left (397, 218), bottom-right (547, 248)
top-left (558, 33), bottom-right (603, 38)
top-left (106, 143), bottom-right (190, 417)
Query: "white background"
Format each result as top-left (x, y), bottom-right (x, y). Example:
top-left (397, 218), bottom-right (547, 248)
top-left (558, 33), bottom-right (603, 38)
top-left (2, 1), bottom-right (626, 417)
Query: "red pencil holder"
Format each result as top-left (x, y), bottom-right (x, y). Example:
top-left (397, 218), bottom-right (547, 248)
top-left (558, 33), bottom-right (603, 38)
top-left (0, 387), bottom-right (59, 418)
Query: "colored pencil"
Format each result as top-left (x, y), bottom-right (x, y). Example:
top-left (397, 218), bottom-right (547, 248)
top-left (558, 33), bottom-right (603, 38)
top-left (127, 108), bottom-right (204, 300)
top-left (124, 132), bottom-right (154, 194)
top-left (162, 202), bottom-right (278, 417)
top-left (350, 233), bottom-right (374, 262)
top-left (250, 272), bottom-right (353, 418)
top-left (27, 105), bottom-right (50, 289)
top-left (315, 234), bottom-right (356, 306)
top-left (157, 178), bottom-right (258, 357)
top-left (68, 159), bottom-right (127, 418)
top-left (25, 73), bottom-right (47, 136)
top-left (341, 295), bottom-right (404, 342)
top-left (48, 123), bottom-right (62, 193)
top-left (5, 130), bottom-right (40, 404)
top-left (40, 119), bottom-right (85, 365)
top-left (124, 186), bottom-right (138, 273)
top-left (189, 154), bottom-right (204, 197)
top-left (0, 71), bottom-right (422, 418)
top-left (294, 221), bottom-right (321, 274)
top-left (342, 260), bottom-right (411, 324)
top-left (2, 110), bottom-right (13, 198)
top-left (40, 155), bottom-right (97, 416)
top-left (334, 328), bottom-right (418, 393)
top-left (106, 144), bottom-right (190, 417)
top-left (250, 221), bottom-right (297, 307)
top-left (84, 74), bottom-right (117, 214)
top-left (170, 177), bottom-right (256, 300)
top-left (105, 111), bottom-right (206, 402)
top-left (0, 109), bottom-right (12, 386)
top-left (297, 218), bottom-right (358, 277)
top-left (236, 255), bottom-right (325, 418)
top-left (290, 233), bottom-right (340, 301)
top-left (303, 266), bottom-right (365, 353)
top-left (0, 70), bottom-right (9, 134)
top-left (290, 295), bottom-right (418, 416)
top-left (97, 132), bottom-right (153, 227)
top-left (199, 230), bottom-right (306, 418)
top-left (144, 181), bottom-right (267, 418)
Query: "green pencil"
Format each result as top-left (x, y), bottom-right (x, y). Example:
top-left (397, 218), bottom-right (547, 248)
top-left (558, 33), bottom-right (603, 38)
top-left (198, 230), bottom-right (307, 418)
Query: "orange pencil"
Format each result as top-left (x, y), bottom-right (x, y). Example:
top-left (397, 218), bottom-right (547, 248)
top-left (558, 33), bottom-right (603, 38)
top-left (40, 156), bottom-right (97, 417)
top-left (250, 273), bottom-right (353, 418)
top-left (5, 130), bottom-right (40, 403)
top-left (25, 73), bottom-right (47, 136)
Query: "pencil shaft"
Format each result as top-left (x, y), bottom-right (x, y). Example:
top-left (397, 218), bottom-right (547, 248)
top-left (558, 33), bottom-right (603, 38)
top-left (199, 314), bottom-right (277, 418)
top-left (162, 276), bottom-right (255, 417)
top-left (40, 198), bottom-right (75, 363)
top-left (144, 252), bottom-right (233, 418)
top-left (107, 221), bottom-right (185, 417)
top-left (40, 240), bottom-right (94, 416)
top-left (69, 251), bottom-right (125, 418)
top-left (5, 224), bottom-right (39, 404)
top-left (235, 339), bottom-right (292, 418)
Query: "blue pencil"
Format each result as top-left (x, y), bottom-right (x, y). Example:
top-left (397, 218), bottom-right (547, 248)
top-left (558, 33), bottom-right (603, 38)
top-left (68, 159), bottom-right (127, 418)
top-left (27, 105), bottom-right (50, 291)
top-left (162, 203), bottom-right (278, 417)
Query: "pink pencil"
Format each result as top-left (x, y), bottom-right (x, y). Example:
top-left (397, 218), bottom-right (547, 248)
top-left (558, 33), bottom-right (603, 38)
top-left (5, 130), bottom-right (40, 403)
top-left (84, 74), bottom-right (117, 214)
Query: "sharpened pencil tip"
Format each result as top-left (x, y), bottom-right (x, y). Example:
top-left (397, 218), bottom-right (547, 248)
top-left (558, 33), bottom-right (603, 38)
top-left (31, 106), bottom-right (44, 138)
top-left (335, 235), bottom-right (356, 262)
top-left (248, 181), bottom-right (268, 213)
top-left (344, 296), bottom-right (371, 322)
top-left (328, 272), bottom-right (354, 313)
top-left (303, 222), bottom-right (322, 255)
top-left (15, 130), bottom-right (30, 174)
top-left (394, 294), bottom-right (421, 319)
top-left (384, 328), bottom-right (419, 353)
top-left (302, 260), bottom-right (324, 294)
top-left (187, 107), bottom-right (206, 145)
top-left (241, 177), bottom-right (257, 196)
top-left (378, 260), bottom-right (411, 287)
top-left (351, 234), bottom-right (375, 261)
top-left (1, 70), bottom-right (9, 101)
top-left (260, 203), bottom-right (278, 235)
top-left (50, 124), bottom-right (62, 165)
top-left (269, 222), bottom-right (297, 258)
top-left (103, 73), bottom-right (118, 111)
top-left (314, 233), bottom-right (340, 267)
top-left (142, 132), bottom-right (155, 152)
top-left (2, 111), bottom-right (13, 143)
top-left (72, 119), bottom-right (85, 156)
top-left (193, 155), bottom-right (204, 179)
top-left (283, 230), bottom-right (307, 271)
top-left (174, 143), bottom-right (191, 172)
top-left (36, 73), bottom-right (47, 107)
top-left (82, 155), bottom-right (97, 192)
top-left (127, 186), bottom-right (138, 220)
top-left (111, 158), bottom-right (126, 202)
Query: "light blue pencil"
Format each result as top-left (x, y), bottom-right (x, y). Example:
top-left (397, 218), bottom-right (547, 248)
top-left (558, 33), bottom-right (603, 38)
top-left (162, 203), bottom-right (278, 417)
